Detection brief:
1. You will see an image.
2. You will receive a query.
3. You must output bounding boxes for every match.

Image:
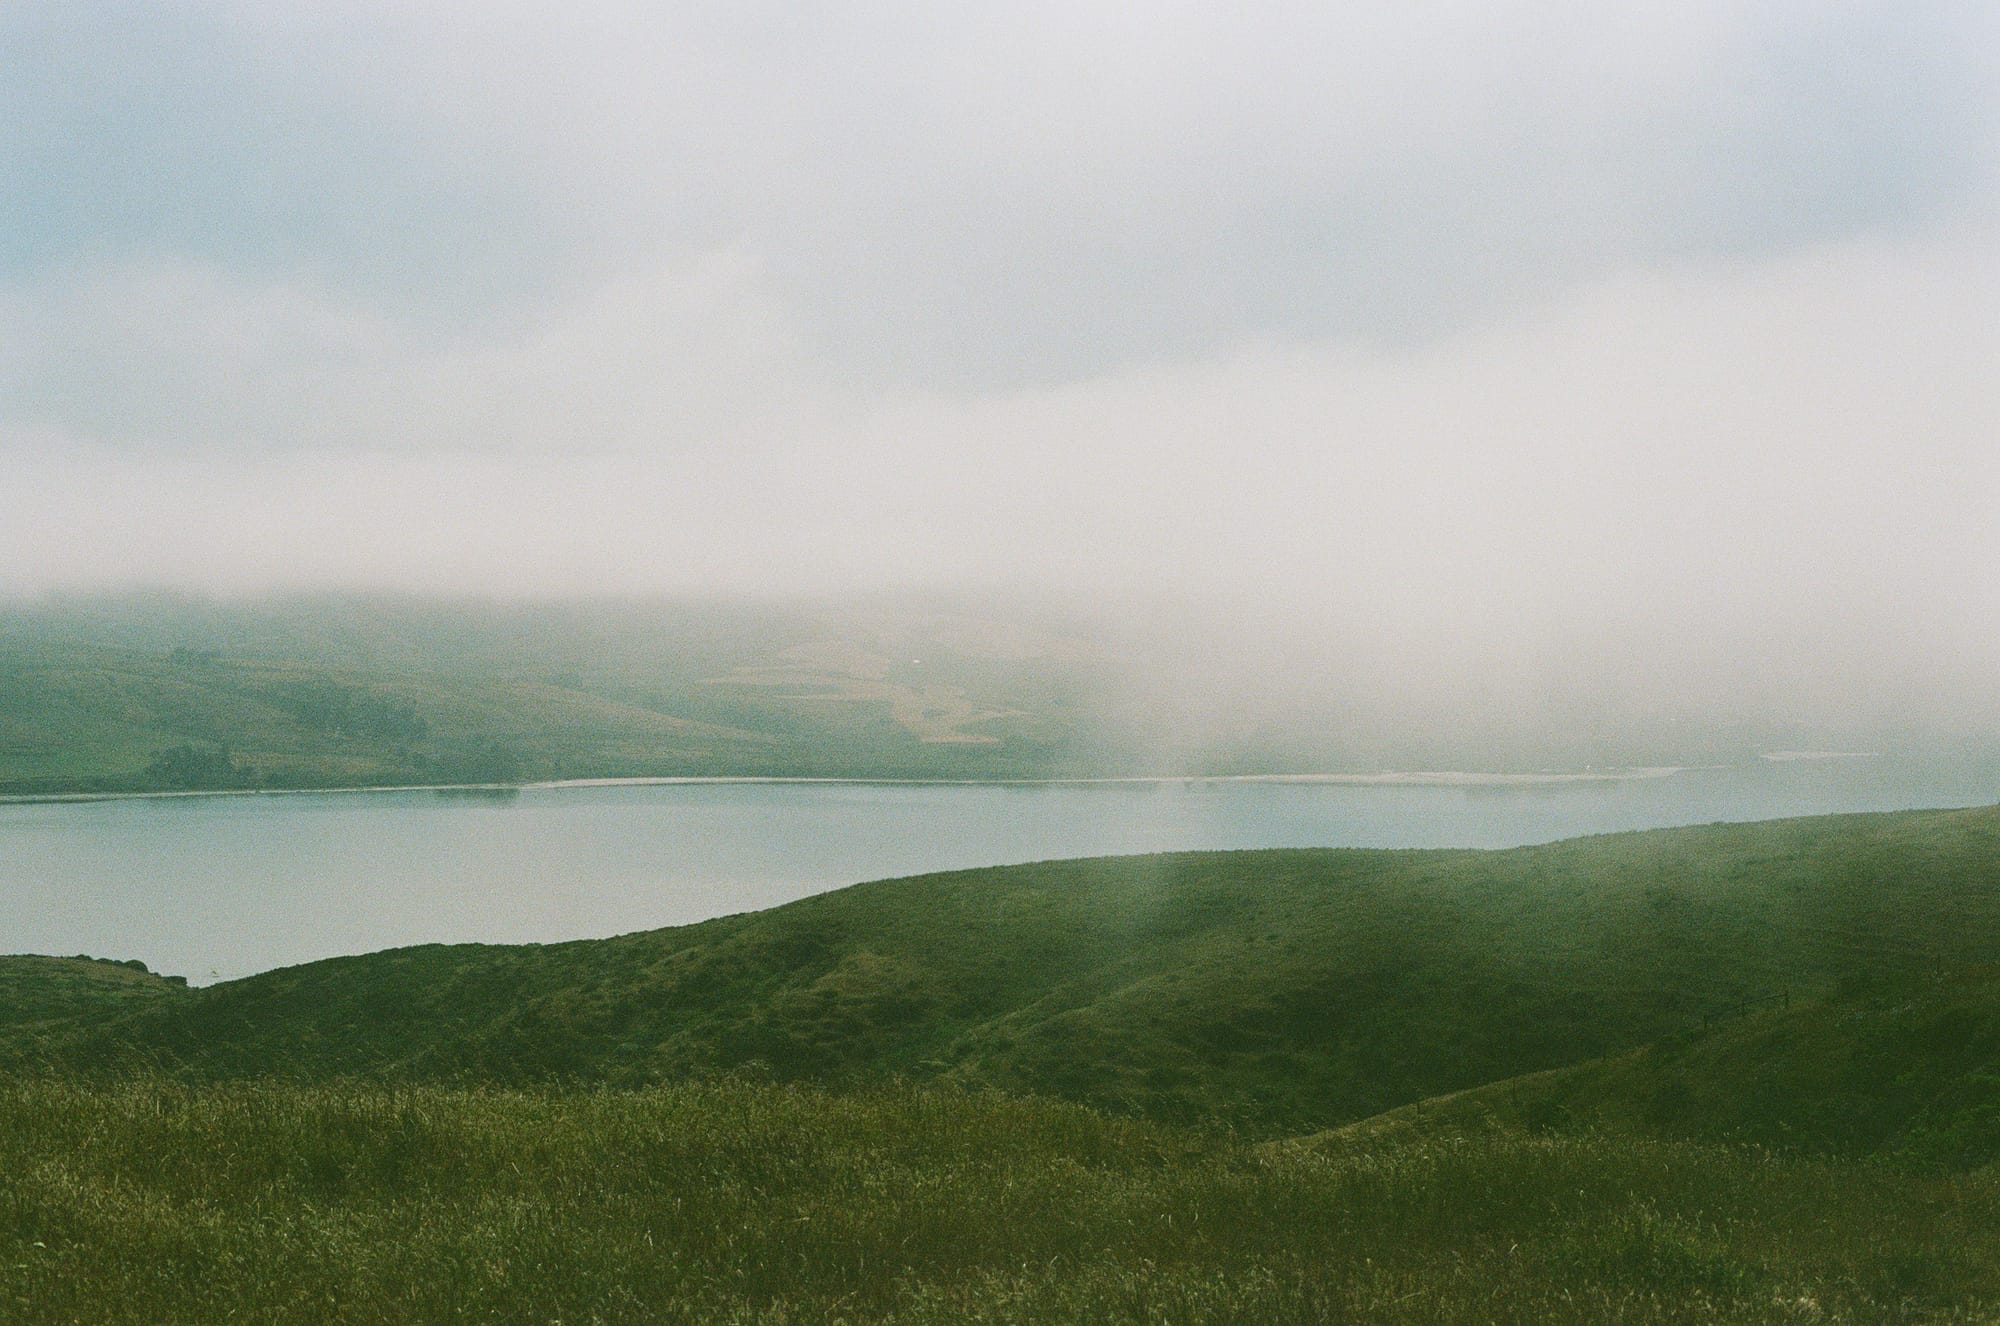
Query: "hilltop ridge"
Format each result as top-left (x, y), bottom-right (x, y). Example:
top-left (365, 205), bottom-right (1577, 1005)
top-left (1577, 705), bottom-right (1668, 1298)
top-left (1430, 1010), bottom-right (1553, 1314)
top-left (15, 804), bottom-right (1998, 1142)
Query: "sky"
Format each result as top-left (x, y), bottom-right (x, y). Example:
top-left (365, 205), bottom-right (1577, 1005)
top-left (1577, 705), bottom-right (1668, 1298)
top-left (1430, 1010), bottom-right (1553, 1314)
top-left (2, 2), bottom-right (1996, 720)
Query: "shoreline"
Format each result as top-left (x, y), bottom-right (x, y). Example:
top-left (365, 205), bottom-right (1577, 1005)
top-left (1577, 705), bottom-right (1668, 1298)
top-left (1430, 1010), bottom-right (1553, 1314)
top-left (0, 766), bottom-right (1696, 807)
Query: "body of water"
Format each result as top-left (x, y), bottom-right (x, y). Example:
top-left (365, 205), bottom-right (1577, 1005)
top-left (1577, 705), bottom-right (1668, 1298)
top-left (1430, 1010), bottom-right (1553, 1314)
top-left (3, 759), bottom-right (1993, 983)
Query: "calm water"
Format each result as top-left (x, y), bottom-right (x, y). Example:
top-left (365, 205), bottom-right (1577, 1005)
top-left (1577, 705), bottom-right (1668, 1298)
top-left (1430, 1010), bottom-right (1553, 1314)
top-left (3, 759), bottom-right (1994, 983)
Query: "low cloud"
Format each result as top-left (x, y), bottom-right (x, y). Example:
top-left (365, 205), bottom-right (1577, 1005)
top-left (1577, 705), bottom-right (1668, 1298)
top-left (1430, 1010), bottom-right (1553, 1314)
top-left (4, 230), bottom-right (1990, 648)
top-left (1, 3), bottom-right (1992, 746)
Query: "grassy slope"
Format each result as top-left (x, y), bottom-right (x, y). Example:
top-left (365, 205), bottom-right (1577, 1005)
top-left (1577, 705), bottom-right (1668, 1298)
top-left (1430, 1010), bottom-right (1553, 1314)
top-left (22, 591), bottom-right (1943, 793)
top-left (0, 956), bottom-right (183, 1029)
top-left (0, 639), bottom-right (779, 793)
top-left (19, 806), bottom-right (2000, 1139)
top-left (12, 809), bottom-right (2000, 1322)
top-left (1319, 965), bottom-right (2000, 1172)
top-left (0, 601), bottom-right (1128, 793)
top-left (6, 1077), bottom-right (1997, 1326)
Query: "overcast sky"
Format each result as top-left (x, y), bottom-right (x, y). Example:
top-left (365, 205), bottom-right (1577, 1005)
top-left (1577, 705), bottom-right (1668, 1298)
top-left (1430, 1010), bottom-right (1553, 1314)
top-left (2, 3), bottom-right (1995, 697)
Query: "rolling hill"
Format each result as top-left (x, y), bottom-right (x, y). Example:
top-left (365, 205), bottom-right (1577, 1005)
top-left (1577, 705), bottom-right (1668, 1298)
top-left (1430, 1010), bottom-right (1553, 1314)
top-left (11, 805), bottom-right (2000, 1322)
top-left (9, 591), bottom-right (1960, 795)
top-left (0, 596), bottom-right (1136, 793)
top-left (16, 804), bottom-right (1999, 1142)
top-left (0, 954), bottom-right (185, 1030)
top-left (1312, 963), bottom-right (2000, 1173)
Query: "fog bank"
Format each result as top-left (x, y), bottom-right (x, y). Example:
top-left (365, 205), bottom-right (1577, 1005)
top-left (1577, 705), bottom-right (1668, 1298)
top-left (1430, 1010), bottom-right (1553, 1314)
top-left (3, 3), bottom-right (1992, 758)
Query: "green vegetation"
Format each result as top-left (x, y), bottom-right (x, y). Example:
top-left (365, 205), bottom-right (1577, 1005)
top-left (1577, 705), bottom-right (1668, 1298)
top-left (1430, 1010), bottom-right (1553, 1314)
top-left (6, 1077), bottom-right (1997, 1325)
top-left (0, 636), bottom-right (785, 794)
top-left (21, 806), bottom-right (2000, 1139)
top-left (0, 955), bottom-right (184, 1031)
top-left (0, 597), bottom-right (1130, 794)
top-left (1326, 965), bottom-right (2000, 1173)
top-left (13, 591), bottom-right (1957, 794)
top-left (7, 806), bottom-right (1998, 1320)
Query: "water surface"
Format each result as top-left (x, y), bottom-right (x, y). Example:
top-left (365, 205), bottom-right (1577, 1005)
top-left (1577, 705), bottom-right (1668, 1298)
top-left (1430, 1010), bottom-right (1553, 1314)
top-left (2, 759), bottom-right (1992, 983)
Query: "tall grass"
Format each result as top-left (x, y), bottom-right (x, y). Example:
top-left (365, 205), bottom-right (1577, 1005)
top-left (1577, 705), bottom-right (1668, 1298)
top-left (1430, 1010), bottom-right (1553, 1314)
top-left (5, 1076), bottom-right (1994, 1324)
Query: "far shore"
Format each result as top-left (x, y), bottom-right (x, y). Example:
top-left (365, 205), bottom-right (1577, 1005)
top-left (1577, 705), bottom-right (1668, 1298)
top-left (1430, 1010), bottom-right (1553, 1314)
top-left (0, 766), bottom-right (1695, 807)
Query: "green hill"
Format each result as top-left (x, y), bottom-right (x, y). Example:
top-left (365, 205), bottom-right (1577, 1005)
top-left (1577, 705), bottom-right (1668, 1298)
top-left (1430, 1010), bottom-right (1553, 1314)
top-left (0, 955), bottom-right (185, 1029)
top-left (12, 806), bottom-right (2000, 1321)
top-left (1317, 964), bottom-right (2000, 1172)
top-left (12, 591), bottom-right (1958, 794)
top-left (19, 805), bottom-right (2000, 1139)
top-left (0, 597), bottom-right (1136, 793)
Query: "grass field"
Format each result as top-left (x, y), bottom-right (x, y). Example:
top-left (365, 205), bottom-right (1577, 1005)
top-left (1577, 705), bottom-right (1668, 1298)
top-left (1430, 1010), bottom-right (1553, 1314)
top-left (6, 1077), bottom-right (1997, 1325)
top-left (7, 806), bottom-right (1998, 1321)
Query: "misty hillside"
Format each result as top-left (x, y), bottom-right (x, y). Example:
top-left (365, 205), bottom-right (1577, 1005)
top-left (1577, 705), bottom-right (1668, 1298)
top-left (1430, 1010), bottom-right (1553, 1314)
top-left (0, 596), bottom-right (1136, 791)
top-left (19, 804), bottom-right (1999, 1139)
top-left (5, 593), bottom-right (1972, 796)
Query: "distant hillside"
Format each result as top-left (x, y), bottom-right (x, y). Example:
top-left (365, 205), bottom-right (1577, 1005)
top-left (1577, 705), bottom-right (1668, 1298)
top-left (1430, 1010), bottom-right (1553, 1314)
top-left (18, 805), bottom-right (1999, 1139)
top-left (0, 596), bottom-right (1135, 792)
top-left (7, 591), bottom-right (1956, 794)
